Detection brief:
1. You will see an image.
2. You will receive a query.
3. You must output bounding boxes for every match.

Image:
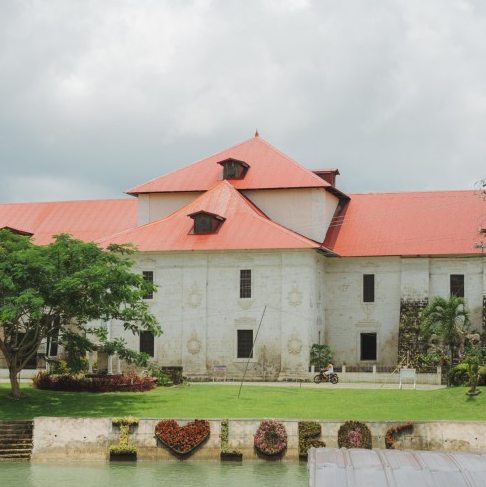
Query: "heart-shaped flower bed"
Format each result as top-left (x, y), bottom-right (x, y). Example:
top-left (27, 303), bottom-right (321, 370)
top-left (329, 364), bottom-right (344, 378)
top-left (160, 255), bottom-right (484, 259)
top-left (155, 419), bottom-right (210, 455)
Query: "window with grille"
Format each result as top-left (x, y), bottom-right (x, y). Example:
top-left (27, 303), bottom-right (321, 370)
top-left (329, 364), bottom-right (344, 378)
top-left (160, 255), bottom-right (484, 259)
top-left (140, 331), bottom-right (154, 357)
top-left (237, 330), bottom-right (253, 358)
top-left (142, 271), bottom-right (154, 300)
top-left (450, 274), bottom-right (465, 298)
top-left (240, 269), bottom-right (251, 298)
top-left (363, 274), bottom-right (375, 303)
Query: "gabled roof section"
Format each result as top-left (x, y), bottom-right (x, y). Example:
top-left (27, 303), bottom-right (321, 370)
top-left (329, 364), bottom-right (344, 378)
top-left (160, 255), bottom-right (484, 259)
top-left (324, 190), bottom-right (486, 256)
top-left (0, 199), bottom-right (138, 245)
top-left (101, 181), bottom-right (323, 252)
top-left (126, 135), bottom-right (332, 194)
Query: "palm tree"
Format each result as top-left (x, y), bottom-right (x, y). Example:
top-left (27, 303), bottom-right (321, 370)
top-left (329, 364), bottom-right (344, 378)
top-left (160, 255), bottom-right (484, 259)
top-left (420, 296), bottom-right (470, 386)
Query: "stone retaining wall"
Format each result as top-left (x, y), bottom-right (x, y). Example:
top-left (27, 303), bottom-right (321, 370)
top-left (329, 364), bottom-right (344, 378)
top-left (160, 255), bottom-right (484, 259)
top-left (31, 417), bottom-right (486, 461)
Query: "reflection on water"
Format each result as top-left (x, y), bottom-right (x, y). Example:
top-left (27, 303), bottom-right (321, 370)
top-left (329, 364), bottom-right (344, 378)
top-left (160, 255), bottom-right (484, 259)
top-left (0, 461), bottom-right (307, 487)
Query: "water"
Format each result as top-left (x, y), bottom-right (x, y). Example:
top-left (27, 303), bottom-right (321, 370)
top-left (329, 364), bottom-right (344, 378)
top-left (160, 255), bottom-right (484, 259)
top-left (0, 461), bottom-right (307, 487)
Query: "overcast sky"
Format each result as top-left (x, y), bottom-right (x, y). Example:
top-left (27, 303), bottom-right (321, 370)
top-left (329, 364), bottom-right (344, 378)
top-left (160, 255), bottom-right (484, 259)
top-left (1, 0), bottom-right (486, 203)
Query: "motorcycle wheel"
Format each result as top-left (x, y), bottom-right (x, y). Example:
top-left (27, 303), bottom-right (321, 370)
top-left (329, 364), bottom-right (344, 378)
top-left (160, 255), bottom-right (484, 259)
top-left (313, 374), bottom-right (322, 384)
top-left (330, 374), bottom-right (339, 384)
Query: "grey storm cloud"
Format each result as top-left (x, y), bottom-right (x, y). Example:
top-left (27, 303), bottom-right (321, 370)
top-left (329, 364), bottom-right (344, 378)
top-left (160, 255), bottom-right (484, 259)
top-left (1, 0), bottom-right (486, 203)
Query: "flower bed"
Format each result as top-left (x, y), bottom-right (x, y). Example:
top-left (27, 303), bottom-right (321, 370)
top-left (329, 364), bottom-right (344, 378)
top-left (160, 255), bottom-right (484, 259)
top-left (298, 421), bottom-right (325, 459)
top-left (110, 416), bottom-right (139, 460)
top-left (155, 419), bottom-right (210, 456)
top-left (254, 420), bottom-right (287, 456)
top-left (32, 372), bottom-right (155, 393)
top-left (337, 421), bottom-right (372, 449)
top-left (385, 422), bottom-right (413, 449)
top-left (220, 419), bottom-right (242, 461)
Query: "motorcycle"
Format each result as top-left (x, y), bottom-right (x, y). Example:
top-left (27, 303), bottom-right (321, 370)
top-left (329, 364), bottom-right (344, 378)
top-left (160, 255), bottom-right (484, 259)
top-left (313, 368), bottom-right (339, 384)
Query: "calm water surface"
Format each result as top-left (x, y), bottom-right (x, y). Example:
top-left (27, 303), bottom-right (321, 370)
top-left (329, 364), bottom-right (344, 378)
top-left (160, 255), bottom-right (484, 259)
top-left (0, 461), bottom-right (307, 487)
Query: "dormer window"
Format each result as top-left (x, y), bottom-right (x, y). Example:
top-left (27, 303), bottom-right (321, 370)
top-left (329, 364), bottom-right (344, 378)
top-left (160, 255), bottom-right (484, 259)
top-left (189, 211), bottom-right (225, 234)
top-left (218, 158), bottom-right (249, 180)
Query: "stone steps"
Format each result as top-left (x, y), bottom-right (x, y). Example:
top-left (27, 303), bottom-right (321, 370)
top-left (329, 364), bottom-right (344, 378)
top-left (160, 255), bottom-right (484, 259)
top-left (0, 421), bottom-right (33, 461)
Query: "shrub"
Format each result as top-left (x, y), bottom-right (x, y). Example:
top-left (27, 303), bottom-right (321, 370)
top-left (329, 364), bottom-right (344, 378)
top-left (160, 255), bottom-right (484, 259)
top-left (337, 421), bottom-right (372, 449)
top-left (449, 364), bottom-right (486, 386)
top-left (254, 420), bottom-right (287, 456)
top-left (299, 421), bottom-right (325, 459)
top-left (155, 419), bottom-right (210, 455)
top-left (32, 372), bottom-right (155, 393)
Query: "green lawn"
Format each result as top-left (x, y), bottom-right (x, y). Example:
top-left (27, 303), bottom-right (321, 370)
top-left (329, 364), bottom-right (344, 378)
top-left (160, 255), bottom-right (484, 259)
top-left (0, 383), bottom-right (484, 421)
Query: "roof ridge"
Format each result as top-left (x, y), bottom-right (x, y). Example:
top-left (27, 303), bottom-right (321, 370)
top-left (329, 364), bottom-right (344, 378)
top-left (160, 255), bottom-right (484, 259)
top-left (126, 137), bottom-right (255, 194)
top-left (255, 137), bottom-right (331, 187)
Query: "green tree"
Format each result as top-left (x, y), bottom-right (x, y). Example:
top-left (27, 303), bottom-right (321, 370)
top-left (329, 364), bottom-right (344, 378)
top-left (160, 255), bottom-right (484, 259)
top-left (310, 344), bottom-right (332, 370)
top-left (420, 296), bottom-right (470, 386)
top-left (0, 230), bottom-right (160, 399)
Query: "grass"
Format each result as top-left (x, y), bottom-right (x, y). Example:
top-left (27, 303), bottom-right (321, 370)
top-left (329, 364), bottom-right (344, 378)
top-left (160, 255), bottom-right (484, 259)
top-left (1, 383), bottom-right (485, 422)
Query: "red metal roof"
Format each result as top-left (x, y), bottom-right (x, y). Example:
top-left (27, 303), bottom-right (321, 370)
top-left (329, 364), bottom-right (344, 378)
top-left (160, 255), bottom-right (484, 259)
top-left (0, 199), bottom-right (137, 245)
top-left (324, 190), bottom-right (486, 256)
top-left (126, 135), bottom-right (332, 194)
top-left (100, 181), bottom-right (322, 251)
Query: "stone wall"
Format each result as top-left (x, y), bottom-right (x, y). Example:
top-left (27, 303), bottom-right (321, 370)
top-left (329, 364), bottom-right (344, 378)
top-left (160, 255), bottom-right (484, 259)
top-left (31, 417), bottom-right (486, 461)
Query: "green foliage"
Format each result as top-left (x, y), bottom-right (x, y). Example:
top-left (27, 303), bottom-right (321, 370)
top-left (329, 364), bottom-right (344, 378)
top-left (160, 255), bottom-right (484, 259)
top-left (111, 416), bottom-right (139, 426)
top-left (146, 362), bottom-right (170, 386)
top-left (0, 230), bottom-right (161, 397)
top-left (49, 360), bottom-right (70, 375)
top-left (420, 296), bottom-right (470, 385)
top-left (449, 364), bottom-right (470, 386)
top-left (421, 296), bottom-right (470, 346)
top-left (310, 344), bottom-right (332, 369)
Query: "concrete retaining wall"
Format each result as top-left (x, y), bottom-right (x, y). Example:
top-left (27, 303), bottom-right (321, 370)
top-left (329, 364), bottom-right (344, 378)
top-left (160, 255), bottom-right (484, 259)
top-left (31, 417), bottom-right (486, 461)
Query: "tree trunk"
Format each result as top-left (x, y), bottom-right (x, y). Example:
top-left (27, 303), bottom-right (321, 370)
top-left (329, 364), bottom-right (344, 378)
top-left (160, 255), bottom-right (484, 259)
top-left (9, 366), bottom-right (22, 398)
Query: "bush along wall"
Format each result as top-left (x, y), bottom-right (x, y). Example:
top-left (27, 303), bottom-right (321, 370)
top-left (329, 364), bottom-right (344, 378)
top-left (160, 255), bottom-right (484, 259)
top-left (337, 421), bottom-right (372, 449)
top-left (385, 422), bottom-right (413, 449)
top-left (155, 420), bottom-right (210, 457)
top-left (482, 296), bottom-right (486, 347)
top-left (298, 422), bottom-right (325, 459)
top-left (397, 299), bottom-right (428, 367)
top-left (109, 417), bottom-right (139, 460)
top-left (254, 420), bottom-right (287, 458)
top-left (220, 419), bottom-right (242, 461)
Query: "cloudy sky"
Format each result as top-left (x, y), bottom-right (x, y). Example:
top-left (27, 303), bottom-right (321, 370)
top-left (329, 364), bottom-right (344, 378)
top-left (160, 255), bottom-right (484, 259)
top-left (1, 0), bottom-right (486, 203)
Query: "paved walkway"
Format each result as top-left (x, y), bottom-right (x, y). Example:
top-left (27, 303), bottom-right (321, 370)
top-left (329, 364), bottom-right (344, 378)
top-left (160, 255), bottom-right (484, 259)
top-left (193, 381), bottom-right (445, 390)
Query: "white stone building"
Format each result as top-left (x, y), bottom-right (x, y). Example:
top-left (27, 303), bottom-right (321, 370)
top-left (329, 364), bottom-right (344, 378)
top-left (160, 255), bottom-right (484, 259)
top-left (1, 134), bottom-right (485, 379)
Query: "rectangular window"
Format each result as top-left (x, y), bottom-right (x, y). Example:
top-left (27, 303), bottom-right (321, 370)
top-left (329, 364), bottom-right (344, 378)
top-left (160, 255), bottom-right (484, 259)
top-left (363, 274), bottom-right (375, 303)
top-left (47, 318), bottom-right (60, 357)
top-left (142, 271), bottom-right (154, 300)
top-left (140, 331), bottom-right (154, 357)
top-left (240, 269), bottom-right (251, 299)
top-left (237, 330), bottom-right (253, 358)
top-left (360, 333), bottom-right (377, 361)
top-left (450, 274), bottom-right (465, 298)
